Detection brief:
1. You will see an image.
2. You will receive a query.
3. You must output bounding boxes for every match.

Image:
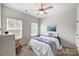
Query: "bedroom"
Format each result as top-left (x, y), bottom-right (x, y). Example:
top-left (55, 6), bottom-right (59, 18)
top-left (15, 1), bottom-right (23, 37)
top-left (0, 3), bottom-right (79, 56)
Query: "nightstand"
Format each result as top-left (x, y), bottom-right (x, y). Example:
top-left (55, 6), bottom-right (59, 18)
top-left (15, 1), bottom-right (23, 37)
top-left (16, 40), bottom-right (22, 54)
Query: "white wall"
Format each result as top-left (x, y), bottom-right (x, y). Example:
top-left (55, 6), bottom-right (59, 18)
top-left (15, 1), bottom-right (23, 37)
top-left (40, 8), bottom-right (76, 44)
top-left (1, 5), bottom-right (40, 45)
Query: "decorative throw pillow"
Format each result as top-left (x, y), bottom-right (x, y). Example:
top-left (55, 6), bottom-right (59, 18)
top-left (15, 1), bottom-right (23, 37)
top-left (43, 32), bottom-right (58, 37)
top-left (52, 32), bottom-right (58, 37)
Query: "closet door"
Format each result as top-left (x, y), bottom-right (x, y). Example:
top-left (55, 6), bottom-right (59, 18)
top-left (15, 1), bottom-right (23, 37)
top-left (76, 4), bottom-right (79, 54)
top-left (76, 19), bottom-right (79, 53)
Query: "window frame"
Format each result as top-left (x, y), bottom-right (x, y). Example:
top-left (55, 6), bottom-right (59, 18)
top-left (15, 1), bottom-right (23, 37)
top-left (6, 17), bottom-right (22, 39)
top-left (31, 22), bottom-right (38, 36)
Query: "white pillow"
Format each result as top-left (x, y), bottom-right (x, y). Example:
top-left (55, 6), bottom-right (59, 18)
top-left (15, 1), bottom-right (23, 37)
top-left (43, 32), bottom-right (58, 37)
top-left (44, 32), bottom-right (52, 36)
top-left (52, 32), bottom-right (58, 37)
top-left (43, 32), bottom-right (49, 36)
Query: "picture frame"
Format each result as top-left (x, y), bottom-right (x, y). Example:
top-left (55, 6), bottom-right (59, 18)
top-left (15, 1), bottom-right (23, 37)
top-left (47, 25), bottom-right (56, 32)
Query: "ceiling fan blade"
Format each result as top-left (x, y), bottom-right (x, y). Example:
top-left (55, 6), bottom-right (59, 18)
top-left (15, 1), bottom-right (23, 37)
top-left (44, 6), bottom-right (53, 10)
top-left (40, 3), bottom-right (43, 8)
top-left (43, 11), bottom-right (48, 14)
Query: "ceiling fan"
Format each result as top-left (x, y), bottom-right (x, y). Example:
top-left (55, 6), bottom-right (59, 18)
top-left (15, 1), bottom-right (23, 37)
top-left (25, 3), bottom-right (53, 15)
top-left (38, 3), bottom-right (53, 15)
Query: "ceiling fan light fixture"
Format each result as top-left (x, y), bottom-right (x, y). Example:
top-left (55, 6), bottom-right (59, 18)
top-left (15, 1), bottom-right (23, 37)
top-left (39, 11), bottom-right (43, 14)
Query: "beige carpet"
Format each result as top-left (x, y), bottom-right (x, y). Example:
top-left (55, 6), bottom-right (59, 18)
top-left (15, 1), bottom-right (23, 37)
top-left (17, 46), bottom-right (35, 56)
top-left (17, 45), bottom-right (78, 56)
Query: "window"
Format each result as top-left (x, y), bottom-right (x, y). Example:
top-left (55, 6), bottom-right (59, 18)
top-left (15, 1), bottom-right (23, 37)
top-left (31, 23), bottom-right (38, 36)
top-left (7, 18), bottom-right (22, 39)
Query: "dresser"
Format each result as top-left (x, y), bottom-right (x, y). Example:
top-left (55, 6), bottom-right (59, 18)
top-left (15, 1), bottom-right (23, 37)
top-left (0, 35), bottom-right (16, 56)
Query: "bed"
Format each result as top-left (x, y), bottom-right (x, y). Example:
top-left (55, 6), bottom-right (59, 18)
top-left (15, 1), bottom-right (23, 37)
top-left (28, 32), bottom-right (62, 56)
top-left (28, 25), bottom-right (62, 56)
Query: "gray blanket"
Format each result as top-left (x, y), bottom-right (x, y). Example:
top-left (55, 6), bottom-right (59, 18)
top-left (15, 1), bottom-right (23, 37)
top-left (33, 37), bottom-right (58, 56)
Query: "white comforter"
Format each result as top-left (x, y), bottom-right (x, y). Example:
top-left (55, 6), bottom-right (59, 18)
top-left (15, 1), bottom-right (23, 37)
top-left (28, 36), bottom-right (61, 56)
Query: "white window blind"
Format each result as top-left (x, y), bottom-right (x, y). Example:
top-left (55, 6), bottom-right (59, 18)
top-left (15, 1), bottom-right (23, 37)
top-left (31, 23), bottom-right (38, 36)
top-left (7, 18), bottom-right (22, 39)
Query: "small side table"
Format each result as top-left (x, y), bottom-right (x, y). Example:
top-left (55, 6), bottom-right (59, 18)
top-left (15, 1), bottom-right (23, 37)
top-left (16, 40), bottom-right (22, 54)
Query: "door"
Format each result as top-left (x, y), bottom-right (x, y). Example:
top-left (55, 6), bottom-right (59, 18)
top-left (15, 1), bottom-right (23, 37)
top-left (76, 19), bottom-right (79, 54)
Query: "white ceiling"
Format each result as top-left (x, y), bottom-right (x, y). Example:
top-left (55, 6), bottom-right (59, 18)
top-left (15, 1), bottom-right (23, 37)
top-left (2, 3), bottom-right (77, 19)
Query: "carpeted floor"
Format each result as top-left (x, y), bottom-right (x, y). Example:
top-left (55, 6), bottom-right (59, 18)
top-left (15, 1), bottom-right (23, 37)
top-left (17, 45), bottom-right (78, 56)
top-left (17, 46), bottom-right (35, 56)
